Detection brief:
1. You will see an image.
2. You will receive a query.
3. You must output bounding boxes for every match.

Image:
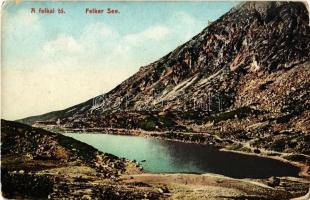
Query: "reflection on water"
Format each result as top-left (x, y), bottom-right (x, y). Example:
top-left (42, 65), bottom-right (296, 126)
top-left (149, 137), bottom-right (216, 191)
top-left (65, 133), bottom-right (300, 178)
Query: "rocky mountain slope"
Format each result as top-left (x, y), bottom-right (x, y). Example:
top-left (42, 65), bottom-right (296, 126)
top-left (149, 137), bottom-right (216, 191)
top-left (19, 2), bottom-right (310, 156)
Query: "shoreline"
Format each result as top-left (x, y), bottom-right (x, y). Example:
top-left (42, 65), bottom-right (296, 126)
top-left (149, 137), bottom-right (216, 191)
top-left (45, 126), bottom-right (310, 179)
top-left (220, 148), bottom-right (310, 179)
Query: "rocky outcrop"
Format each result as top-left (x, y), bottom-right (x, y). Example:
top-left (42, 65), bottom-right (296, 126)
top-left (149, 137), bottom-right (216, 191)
top-left (1, 119), bottom-right (162, 199)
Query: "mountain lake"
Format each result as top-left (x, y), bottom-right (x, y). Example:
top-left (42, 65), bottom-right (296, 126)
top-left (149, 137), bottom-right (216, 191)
top-left (64, 133), bottom-right (300, 179)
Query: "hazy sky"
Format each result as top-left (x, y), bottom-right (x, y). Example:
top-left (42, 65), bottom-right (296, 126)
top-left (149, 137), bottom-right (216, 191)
top-left (1, 1), bottom-right (238, 120)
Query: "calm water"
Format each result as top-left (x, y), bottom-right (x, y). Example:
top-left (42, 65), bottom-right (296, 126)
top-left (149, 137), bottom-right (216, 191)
top-left (65, 133), bottom-right (300, 179)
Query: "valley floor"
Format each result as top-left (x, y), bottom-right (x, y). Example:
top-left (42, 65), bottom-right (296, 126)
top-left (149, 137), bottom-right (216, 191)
top-left (2, 120), bottom-right (310, 199)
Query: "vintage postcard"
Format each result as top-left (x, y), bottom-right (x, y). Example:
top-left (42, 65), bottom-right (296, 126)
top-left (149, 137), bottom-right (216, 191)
top-left (1, 0), bottom-right (310, 199)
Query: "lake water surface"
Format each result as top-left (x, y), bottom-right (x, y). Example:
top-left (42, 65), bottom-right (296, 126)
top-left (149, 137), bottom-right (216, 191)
top-left (65, 133), bottom-right (300, 179)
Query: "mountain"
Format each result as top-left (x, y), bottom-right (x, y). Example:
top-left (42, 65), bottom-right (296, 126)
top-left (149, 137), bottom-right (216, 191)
top-left (19, 2), bottom-right (310, 155)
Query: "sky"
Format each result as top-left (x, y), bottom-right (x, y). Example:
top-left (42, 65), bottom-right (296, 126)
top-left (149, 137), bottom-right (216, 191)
top-left (1, 1), bottom-right (238, 120)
